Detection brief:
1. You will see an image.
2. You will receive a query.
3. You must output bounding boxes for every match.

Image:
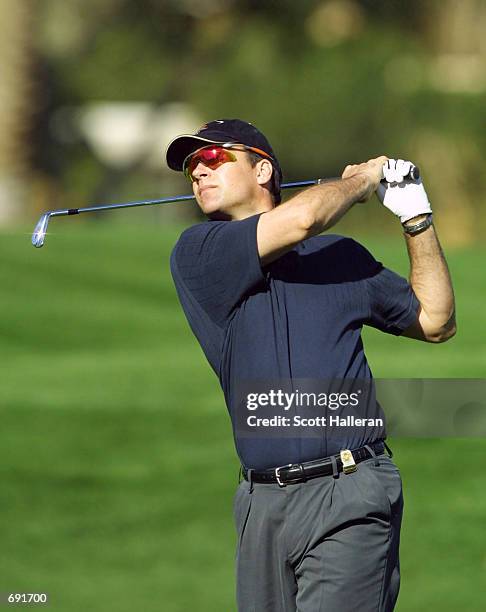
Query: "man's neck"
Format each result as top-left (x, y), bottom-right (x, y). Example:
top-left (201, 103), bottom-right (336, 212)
top-left (218, 199), bottom-right (275, 221)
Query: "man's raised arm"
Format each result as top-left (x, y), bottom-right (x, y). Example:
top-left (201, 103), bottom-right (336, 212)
top-left (257, 156), bottom-right (388, 266)
top-left (377, 159), bottom-right (456, 343)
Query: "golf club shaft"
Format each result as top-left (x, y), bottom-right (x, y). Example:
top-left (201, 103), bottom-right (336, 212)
top-left (31, 166), bottom-right (420, 248)
top-left (52, 180), bottom-right (322, 219)
top-left (31, 180), bottom-right (322, 248)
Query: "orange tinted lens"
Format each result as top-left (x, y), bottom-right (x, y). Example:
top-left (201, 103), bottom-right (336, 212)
top-left (184, 147), bottom-right (236, 180)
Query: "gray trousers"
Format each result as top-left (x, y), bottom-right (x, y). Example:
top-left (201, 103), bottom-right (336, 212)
top-left (233, 455), bottom-right (403, 612)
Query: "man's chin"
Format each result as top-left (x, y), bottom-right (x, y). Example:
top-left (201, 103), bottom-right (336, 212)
top-left (199, 197), bottom-right (232, 220)
top-left (198, 192), bottom-right (219, 211)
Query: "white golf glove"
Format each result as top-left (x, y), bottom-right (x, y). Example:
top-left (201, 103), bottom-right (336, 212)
top-left (377, 159), bottom-right (432, 224)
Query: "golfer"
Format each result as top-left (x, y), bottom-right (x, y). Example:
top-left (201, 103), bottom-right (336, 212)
top-left (166, 119), bottom-right (455, 611)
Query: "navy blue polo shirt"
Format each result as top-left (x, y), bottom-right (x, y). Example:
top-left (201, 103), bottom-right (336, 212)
top-left (170, 213), bottom-right (419, 470)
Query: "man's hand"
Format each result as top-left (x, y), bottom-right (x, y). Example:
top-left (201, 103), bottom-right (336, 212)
top-left (377, 159), bottom-right (432, 223)
top-left (341, 155), bottom-right (389, 202)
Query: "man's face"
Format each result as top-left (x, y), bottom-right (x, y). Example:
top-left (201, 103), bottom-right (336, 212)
top-left (188, 147), bottom-right (269, 220)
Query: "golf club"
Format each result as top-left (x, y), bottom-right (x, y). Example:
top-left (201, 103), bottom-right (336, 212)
top-left (31, 166), bottom-right (419, 248)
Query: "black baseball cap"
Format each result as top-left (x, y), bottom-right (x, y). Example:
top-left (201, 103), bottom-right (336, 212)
top-left (165, 119), bottom-right (282, 202)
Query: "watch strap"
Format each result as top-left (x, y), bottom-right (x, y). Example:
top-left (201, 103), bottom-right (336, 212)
top-left (402, 213), bottom-right (433, 236)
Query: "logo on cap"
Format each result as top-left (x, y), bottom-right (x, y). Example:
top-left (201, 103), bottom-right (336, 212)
top-left (198, 120), bottom-right (225, 131)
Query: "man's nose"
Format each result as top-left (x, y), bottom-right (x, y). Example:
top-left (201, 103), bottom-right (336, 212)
top-left (192, 162), bottom-right (211, 181)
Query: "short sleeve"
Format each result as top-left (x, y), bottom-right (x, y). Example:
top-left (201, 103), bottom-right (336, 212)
top-left (170, 214), bottom-right (265, 327)
top-left (364, 265), bottom-right (419, 336)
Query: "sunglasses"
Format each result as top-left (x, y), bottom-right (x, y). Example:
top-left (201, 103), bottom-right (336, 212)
top-left (183, 143), bottom-right (272, 182)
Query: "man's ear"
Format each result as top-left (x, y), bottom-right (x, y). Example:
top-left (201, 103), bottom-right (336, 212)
top-left (255, 158), bottom-right (273, 186)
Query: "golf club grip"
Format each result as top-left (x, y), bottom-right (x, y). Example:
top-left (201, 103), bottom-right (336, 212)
top-left (317, 165), bottom-right (420, 186)
top-left (381, 165), bottom-right (420, 182)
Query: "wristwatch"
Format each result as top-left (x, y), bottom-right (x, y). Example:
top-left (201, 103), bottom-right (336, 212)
top-left (402, 213), bottom-right (433, 236)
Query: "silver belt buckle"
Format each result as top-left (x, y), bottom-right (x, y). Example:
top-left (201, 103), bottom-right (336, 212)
top-left (275, 464), bottom-right (293, 487)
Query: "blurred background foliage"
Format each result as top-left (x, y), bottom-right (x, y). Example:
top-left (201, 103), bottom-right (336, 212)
top-left (0, 0), bottom-right (485, 243)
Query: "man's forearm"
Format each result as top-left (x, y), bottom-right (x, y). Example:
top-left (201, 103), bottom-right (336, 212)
top-left (294, 174), bottom-right (371, 236)
top-left (404, 220), bottom-right (456, 340)
top-left (256, 156), bottom-right (385, 267)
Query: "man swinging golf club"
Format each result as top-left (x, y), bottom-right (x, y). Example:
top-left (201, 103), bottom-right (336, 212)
top-left (166, 119), bottom-right (456, 611)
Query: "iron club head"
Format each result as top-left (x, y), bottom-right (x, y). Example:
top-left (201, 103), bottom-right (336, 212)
top-left (31, 212), bottom-right (51, 248)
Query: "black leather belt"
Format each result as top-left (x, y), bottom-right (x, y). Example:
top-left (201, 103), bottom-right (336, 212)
top-left (242, 440), bottom-right (386, 486)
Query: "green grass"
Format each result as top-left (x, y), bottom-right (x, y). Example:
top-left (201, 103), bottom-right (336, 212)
top-left (1, 222), bottom-right (485, 611)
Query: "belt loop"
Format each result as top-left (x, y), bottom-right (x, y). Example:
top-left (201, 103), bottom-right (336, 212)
top-left (297, 463), bottom-right (307, 483)
top-left (238, 466), bottom-right (242, 484)
top-left (365, 444), bottom-right (380, 467)
top-left (247, 469), bottom-right (254, 494)
top-left (384, 441), bottom-right (393, 458)
top-left (330, 455), bottom-right (339, 479)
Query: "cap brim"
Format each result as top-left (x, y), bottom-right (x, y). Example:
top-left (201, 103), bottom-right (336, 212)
top-left (165, 132), bottom-right (232, 171)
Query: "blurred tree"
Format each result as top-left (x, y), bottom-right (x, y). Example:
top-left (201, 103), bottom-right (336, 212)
top-left (0, 0), bottom-right (35, 224)
top-left (408, 0), bottom-right (486, 244)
